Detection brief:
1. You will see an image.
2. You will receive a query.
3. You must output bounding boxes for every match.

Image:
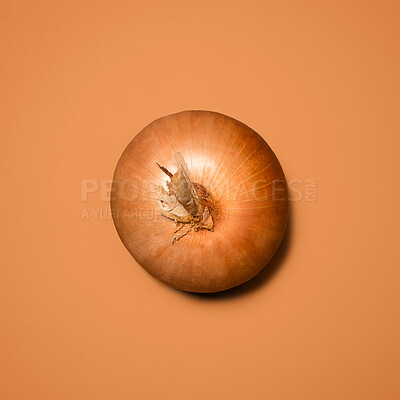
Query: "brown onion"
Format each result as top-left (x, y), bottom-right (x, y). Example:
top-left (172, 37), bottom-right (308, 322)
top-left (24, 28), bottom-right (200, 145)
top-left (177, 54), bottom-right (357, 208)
top-left (111, 111), bottom-right (288, 293)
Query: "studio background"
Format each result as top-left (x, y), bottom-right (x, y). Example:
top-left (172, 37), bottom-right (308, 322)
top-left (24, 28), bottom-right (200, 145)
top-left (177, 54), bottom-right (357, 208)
top-left (1, 1), bottom-right (399, 399)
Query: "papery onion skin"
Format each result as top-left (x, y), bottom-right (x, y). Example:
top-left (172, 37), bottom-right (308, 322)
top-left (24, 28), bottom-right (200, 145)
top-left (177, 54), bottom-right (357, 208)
top-left (111, 111), bottom-right (289, 293)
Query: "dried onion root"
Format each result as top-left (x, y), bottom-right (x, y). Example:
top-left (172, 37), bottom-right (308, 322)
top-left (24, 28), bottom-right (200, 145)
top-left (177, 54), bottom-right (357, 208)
top-left (155, 152), bottom-right (214, 244)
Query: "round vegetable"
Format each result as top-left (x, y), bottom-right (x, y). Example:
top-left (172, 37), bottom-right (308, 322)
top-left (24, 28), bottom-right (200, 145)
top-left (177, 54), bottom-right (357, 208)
top-left (111, 110), bottom-right (288, 293)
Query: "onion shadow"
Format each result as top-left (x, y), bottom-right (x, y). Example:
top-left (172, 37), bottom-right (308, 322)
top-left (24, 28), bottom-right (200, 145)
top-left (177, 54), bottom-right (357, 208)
top-left (183, 210), bottom-right (293, 300)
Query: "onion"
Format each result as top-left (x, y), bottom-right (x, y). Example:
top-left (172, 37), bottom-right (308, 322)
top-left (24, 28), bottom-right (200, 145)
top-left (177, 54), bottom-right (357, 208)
top-left (111, 111), bottom-right (288, 293)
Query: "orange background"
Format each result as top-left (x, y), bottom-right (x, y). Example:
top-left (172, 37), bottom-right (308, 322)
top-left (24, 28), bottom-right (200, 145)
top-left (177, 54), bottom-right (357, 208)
top-left (1, 1), bottom-right (400, 399)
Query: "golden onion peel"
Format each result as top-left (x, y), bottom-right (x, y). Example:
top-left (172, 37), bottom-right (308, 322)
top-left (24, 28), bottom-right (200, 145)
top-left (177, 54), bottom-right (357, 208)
top-left (111, 111), bottom-right (288, 293)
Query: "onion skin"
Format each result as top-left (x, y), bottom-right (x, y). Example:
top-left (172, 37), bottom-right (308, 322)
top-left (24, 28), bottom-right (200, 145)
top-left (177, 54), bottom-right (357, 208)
top-left (111, 111), bottom-right (288, 293)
